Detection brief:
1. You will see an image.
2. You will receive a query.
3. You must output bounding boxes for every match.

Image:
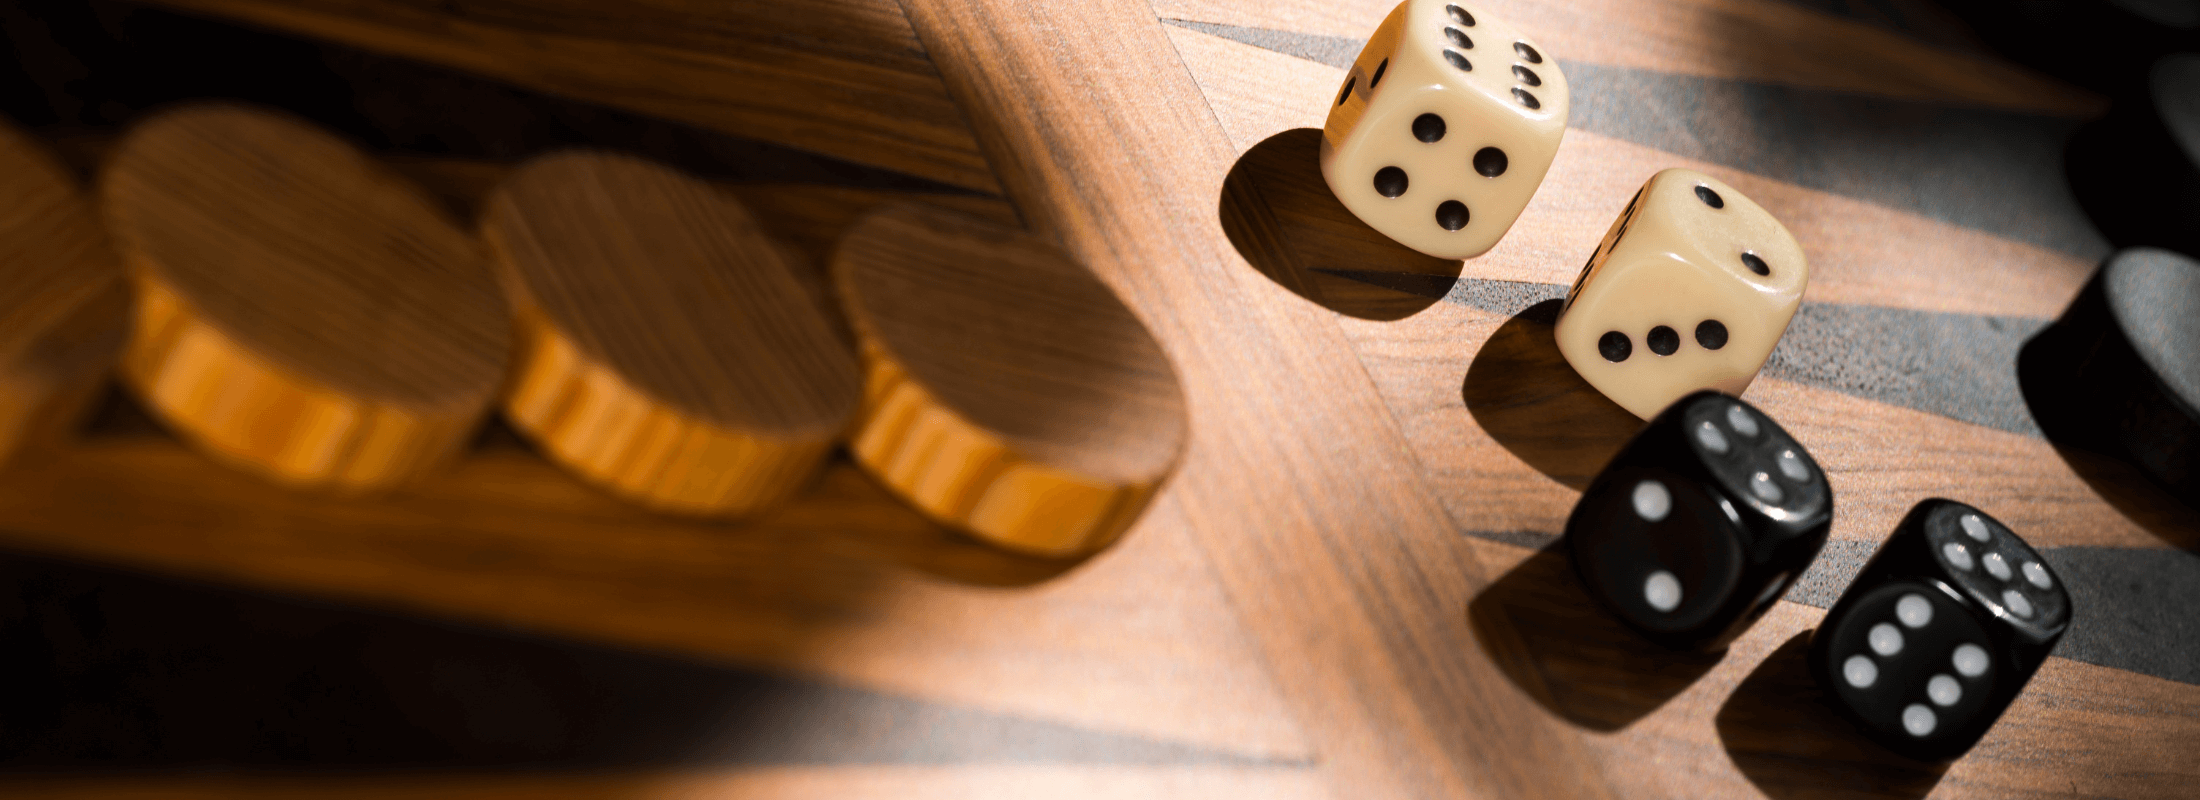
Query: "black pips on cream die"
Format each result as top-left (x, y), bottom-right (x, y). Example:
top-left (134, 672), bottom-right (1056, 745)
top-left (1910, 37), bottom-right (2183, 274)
top-left (1566, 390), bottom-right (1831, 652)
top-left (1808, 500), bottom-right (2070, 761)
top-left (1320, 0), bottom-right (1568, 259)
top-left (1553, 169), bottom-right (1809, 419)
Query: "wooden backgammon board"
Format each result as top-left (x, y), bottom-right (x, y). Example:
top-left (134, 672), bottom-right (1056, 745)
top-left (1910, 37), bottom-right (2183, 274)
top-left (0, 0), bottom-right (2193, 797)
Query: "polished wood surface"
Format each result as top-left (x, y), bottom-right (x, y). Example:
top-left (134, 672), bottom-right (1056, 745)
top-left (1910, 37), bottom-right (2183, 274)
top-left (145, 0), bottom-right (999, 194)
top-left (834, 205), bottom-right (1186, 555)
top-left (485, 151), bottom-right (860, 515)
top-left (0, 119), bottom-right (129, 467)
top-left (102, 104), bottom-right (510, 490)
top-left (0, 0), bottom-right (2193, 797)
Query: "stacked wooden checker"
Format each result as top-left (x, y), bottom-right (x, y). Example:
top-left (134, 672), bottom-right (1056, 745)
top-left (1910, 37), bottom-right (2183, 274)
top-left (481, 151), bottom-right (861, 515)
top-left (832, 205), bottom-right (1188, 557)
top-left (0, 120), bottom-right (131, 464)
top-left (101, 105), bottom-right (511, 491)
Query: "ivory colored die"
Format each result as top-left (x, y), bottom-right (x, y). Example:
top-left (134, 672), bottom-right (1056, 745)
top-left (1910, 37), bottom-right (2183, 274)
top-left (1555, 169), bottom-right (1809, 419)
top-left (1321, 0), bottom-right (1569, 259)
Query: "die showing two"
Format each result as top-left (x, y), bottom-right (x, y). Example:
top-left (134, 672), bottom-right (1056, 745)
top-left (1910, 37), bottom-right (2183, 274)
top-left (1567, 391), bottom-right (1832, 653)
top-left (1566, 391), bottom-right (2071, 761)
top-left (1323, 1), bottom-right (2069, 761)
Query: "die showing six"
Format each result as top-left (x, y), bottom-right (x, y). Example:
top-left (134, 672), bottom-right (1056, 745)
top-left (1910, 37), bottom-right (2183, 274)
top-left (1321, 0), bottom-right (1569, 259)
top-left (1554, 168), bottom-right (1810, 419)
top-left (1808, 500), bottom-right (2071, 761)
top-left (1566, 391), bottom-right (1833, 652)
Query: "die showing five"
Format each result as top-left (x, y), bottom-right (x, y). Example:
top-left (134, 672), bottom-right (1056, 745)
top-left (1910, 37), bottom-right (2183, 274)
top-left (1321, 0), bottom-right (1569, 259)
top-left (1566, 391), bottom-right (1832, 652)
top-left (1313, 2), bottom-right (2076, 764)
top-left (1808, 500), bottom-right (2070, 761)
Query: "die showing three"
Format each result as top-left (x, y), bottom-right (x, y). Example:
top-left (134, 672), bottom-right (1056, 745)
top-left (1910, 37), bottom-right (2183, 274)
top-left (1555, 169), bottom-right (1809, 419)
top-left (1318, 0), bottom-right (2068, 766)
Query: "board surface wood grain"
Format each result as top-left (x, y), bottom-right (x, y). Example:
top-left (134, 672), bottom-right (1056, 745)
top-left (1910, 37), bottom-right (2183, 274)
top-left (136, 0), bottom-right (1002, 195)
top-left (101, 104), bottom-right (511, 490)
top-left (0, 0), bottom-right (2194, 797)
top-left (484, 151), bottom-right (861, 515)
top-left (833, 204), bottom-right (1187, 556)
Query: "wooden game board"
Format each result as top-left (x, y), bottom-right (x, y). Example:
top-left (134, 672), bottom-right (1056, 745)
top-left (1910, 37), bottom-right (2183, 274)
top-left (0, 0), bottom-right (2192, 797)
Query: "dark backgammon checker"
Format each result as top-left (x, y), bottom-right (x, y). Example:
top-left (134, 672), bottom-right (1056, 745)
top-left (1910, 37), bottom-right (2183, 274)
top-left (2066, 55), bottom-right (2200, 258)
top-left (2033, 248), bottom-right (2200, 501)
top-left (1566, 391), bottom-right (1833, 652)
top-left (1939, 0), bottom-right (2200, 92)
top-left (1809, 500), bottom-right (2071, 761)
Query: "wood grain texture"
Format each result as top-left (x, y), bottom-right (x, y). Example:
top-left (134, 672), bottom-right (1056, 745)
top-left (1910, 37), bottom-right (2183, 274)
top-left (1154, 0), bottom-right (2102, 115)
top-left (893, 2), bottom-right (1622, 798)
top-left (484, 151), bottom-right (861, 515)
top-left (0, 1), bottom-right (2190, 797)
top-left (1170, 25), bottom-right (2099, 319)
top-left (1456, 535), bottom-right (2200, 800)
top-left (0, 120), bottom-right (130, 466)
top-left (833, 205), bottom-right (1186, 556)
top-left (0, 429), bottom-right (1309, 762)
top-left (101, 105), bottom-right (510, 491)
top-left (139, 0), bottom-right (1002, 194)
top-left (0, 766), bottom-right (1328, 800)
top-left (1339, 285), bottom-right (2198, 554)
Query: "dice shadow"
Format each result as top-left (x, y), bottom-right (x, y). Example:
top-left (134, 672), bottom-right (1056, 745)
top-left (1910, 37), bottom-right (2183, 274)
top-left (1218, 128), bottom-right (1462, 321)
top-left (1716, 633), bottom-right (1950, 800)
top-left (1461, 299), bottom-right (1643, 490)
top-left (2014, 322), bottom-right (2200, 551)
top-left (1466, 542), bottom-right (1721, 732)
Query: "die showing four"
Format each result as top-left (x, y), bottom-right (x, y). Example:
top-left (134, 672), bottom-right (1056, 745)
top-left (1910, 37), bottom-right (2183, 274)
top-left (1808, 500), bottom-right (2070, 761)
top-left (1321, 0), bottom-right (1569, 259)
top-left (1566, 391), bottom-right (1832, 652)
top-left (1554, 169), bottom-right (1810, 419)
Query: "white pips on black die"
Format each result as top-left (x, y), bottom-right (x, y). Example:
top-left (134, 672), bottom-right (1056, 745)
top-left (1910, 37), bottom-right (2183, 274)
top-left (1810, 500), bottom-right (2071, 760)
top-left (1566, 391), bottom-right (1832, 651)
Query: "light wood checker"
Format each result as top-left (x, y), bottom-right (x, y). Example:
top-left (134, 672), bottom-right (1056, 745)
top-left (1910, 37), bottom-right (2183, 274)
top-left (483, 151), bottom-right (861, 516)
top-left (0, 119), bottom-right (130, 467)
top-left (100, 105), bottom-right (510, 491)
top-left (832, 205), bottom-right (1187, 556)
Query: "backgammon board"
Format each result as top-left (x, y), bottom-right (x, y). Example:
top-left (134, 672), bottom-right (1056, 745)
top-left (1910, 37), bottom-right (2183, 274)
top-left (0, 0), bottom-right (2192, 797)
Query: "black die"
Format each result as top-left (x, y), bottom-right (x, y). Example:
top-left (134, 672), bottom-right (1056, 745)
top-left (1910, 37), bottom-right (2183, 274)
top-left (1566, 390), bottom-right (1833, 651)
top-left (1808, 499), bottom-right (2070, 761)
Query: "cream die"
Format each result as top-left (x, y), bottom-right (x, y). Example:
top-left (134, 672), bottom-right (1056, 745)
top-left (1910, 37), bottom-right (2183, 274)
top-left (1320, 0), bottom-right (1569, 260)
top-left (1555, 169), bottom-right (1809, 419)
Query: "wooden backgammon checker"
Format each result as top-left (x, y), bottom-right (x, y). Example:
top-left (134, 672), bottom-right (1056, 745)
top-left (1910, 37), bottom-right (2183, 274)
top-left (832, 205), bottom-right (1187, 557)
top-left (0, 120), bottom-right (131, 465)
top-left (481, 152), bottom-right (861, 515)
top-left (100, 105), bottom-right (511, 491)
